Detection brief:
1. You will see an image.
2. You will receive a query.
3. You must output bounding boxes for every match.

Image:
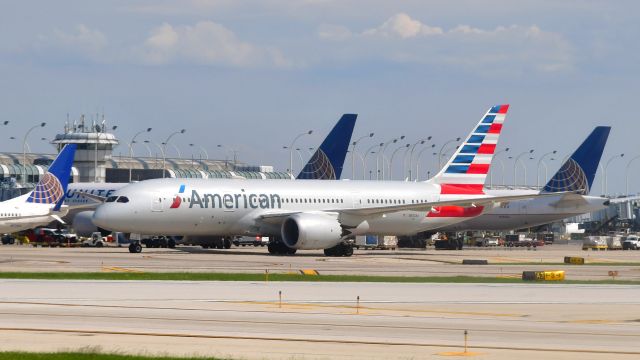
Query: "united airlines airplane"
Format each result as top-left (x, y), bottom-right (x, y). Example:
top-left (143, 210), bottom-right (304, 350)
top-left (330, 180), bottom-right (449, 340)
top-left (93, 105), bottom-right (562, 255)
top-left (66, 113), bottom-right (357, 236)
top-left (438, 126), bottom-right (611, 231)
top-left (0, 144), bottom-right (76, 233)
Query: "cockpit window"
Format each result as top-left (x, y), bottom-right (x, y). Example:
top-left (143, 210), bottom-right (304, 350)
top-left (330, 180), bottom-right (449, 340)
top-left (116, 196), bottom-right (129, 203)
top-left (106, 196), bottom-right (118, 203)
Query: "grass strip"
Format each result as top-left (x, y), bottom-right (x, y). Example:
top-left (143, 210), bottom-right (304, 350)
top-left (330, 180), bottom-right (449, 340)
top-left (0, 271), bottom-right (638, 285)
top-left (0, 352), bottom-right (222, 360)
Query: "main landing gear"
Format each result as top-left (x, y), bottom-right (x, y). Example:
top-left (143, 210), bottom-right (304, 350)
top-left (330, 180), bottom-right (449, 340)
top-left (323, 243), bottom-right (354, 257)
top-left (267, 239), bottom-right (297, 255)
top-left (128, 241), bottom-right (142, 253)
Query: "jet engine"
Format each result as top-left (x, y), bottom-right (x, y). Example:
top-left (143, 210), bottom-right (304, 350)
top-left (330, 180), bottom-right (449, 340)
top-left (281, 213), bottom-right (342, 250)
top-left (72, 211), bottom-right (110, 237)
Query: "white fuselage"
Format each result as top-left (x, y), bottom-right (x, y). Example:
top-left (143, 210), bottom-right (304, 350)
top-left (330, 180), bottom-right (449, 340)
top-left (0, 194), bottom-right (68, 233)
top-left (92, 178), bottom-right (489, 237)
top-left (438, 190), bottom-right (608, 231)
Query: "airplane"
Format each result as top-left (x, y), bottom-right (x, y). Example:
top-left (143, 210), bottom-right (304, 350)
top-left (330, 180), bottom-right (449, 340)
top-left (437, 126), bottom-right (611, 231)
top-left (67, 113), bottom-right (357, 237)
top-left (92, 104), bottom-right (566, 255)
top-left (0, 144), bottom-right (77, 234)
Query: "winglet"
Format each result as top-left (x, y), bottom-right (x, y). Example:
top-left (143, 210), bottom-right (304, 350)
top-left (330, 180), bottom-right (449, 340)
top-left (542, 126), bottom-right (611, 195)
top-left (297, 114), bottom-right (357, 180)
top-left (427, 105), bottom-right (509, 195)
top-left (26, 144), bottom-right (77, 211)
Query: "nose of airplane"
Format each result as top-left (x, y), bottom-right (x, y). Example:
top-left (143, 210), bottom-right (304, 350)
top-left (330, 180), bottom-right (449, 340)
top-left (92, 204), bottom-right (118, 231)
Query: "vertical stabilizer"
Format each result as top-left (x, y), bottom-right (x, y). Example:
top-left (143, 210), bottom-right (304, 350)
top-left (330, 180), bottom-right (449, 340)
top-left (428, 105), bottom-right (509, 194)
top-left (297, 114), bottom-right (357, 180)
top-left (542, 126), bottom-right (610, 195)
top-left (26, 144), bottom-right (77, 211)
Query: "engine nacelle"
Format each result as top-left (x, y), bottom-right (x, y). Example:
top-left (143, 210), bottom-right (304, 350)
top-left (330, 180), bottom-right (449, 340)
top-left (281, 213), bottom-right (342, 250)
top-left (72, 211), bottom-right (108, 237)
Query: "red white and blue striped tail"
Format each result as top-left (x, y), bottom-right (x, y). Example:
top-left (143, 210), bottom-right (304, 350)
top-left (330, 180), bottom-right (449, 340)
top-left (427, 104), bottom-right (509, 195)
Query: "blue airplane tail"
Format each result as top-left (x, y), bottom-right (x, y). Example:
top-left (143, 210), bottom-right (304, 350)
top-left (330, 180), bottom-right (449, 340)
top-left (26, 144), bottom-right (77, 210)
top-left (297, 114), bottom-right (357, 180)
top-left (542, 126), bottom-right (610, 195)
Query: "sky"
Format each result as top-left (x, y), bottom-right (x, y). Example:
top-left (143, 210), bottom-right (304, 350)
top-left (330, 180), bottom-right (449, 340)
top-left (0, 0), bottom-right (639, 195)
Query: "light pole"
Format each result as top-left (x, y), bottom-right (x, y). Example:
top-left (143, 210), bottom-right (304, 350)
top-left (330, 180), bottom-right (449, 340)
top-left (380, 136), bottom-right (404, 180)
top-left (438, 137), bottom-right (461, 169)
top-left (189, 143), bottom-right (209, 171)
top-left (363, 143), bottom-right (383, 180)
top-left (625, 155), bottom-right (640, 195)
top-left (218, 144), bottom-right (240, 171)
top-left (513, 149), bottom-right (534, 188)
top-left (389, 143), bottom-right (410, 180)
top-left (144, 140), bottom-right (163, 169)
top-left (351, 132), bottom-right (374, 179)
top-left (162, 129), bottom-right (186, 178)
top-left (22, 122), bottom-right (46, 184)
top-left (407, 136), bottom-right (431, 181)
top-left (95, 125), bottom-right (117, 182)
top-left (136, 141), bottom-right (153, 157)
top-left (129, 128), bottom-right (152, 183)
top-left (489, 148), bottom-right (509, 188)
top-left (603, 153), bottom-right (625, 196)
top-left (536, 150), bottom-right (557, 189)
top-left (288, 130), bottom-right (313, 176)
top-left (415, 144), bottom-right (436, 181)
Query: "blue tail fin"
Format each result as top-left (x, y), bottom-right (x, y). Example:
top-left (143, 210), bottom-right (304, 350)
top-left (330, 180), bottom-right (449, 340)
top-left (297, 114), bottom-right (357, 180)
top-left (26, 144), bottom-right (77, 210)
top-left (542, 126), bottom-right (610, 195)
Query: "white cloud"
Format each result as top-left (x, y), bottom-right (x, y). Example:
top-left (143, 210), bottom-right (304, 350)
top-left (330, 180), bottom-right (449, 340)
top-left (362, 13), bottom-right (443, 38)
top-left (136, 21), bottom-right (291, 68)
top-left (317, 13), bottom-right (574, 73)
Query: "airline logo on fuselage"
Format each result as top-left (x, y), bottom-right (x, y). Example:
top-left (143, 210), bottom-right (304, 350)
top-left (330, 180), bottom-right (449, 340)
top-left (171, 186), bottom-right (282, 210)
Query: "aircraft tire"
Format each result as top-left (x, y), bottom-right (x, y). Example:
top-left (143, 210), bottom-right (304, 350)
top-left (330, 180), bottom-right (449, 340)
top-left (343, 245), bottom-right (354, 257)
top-left (223, 238), bottom-right (232, 249)
top-left (129, 243), bottom-right (142, 253)
top-left (167, 239), bottom-right (176, 249)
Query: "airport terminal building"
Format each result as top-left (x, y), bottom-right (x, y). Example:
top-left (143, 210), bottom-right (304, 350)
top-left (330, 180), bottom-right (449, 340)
top-left (0, 122), bottom-right (290, 198)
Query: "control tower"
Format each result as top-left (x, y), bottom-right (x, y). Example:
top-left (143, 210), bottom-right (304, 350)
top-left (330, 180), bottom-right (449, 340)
top-left (51, 115), bottom-right (119, 183)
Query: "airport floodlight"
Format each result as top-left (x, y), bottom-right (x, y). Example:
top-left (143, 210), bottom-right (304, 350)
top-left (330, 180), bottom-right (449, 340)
top-left (2, 121), bottom-right (8, 125)
top-left (604, 153), bottom-right (625, 195)
top-left (351, 133), bottom-right (375, 178)
top-left (21, 122), bottom-right (47, 184)
top-left (129, 127), bottom-right (154, 182)
top-left (288, 130), bottom-right (313, 176)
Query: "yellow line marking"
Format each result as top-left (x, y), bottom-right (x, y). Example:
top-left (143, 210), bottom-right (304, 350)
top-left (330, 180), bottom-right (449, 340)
top-left (229, 300), bottom-right (524, 318)
top-left (437, 351), bottom-right (484, 357)
top-left (101, 266), bottom-right (144, 273)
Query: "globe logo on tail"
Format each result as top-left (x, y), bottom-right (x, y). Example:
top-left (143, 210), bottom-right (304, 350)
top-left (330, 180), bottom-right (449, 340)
top-left (543, 158), bottom-right (589, 195)
top-left (26, 173), bottom-right (64, 204)
top-left (297, 149), bottom-right (336, 180)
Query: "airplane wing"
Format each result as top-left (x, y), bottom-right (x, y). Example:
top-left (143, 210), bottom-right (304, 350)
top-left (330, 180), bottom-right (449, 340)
top-left (257, 192), bottom-right (571, 223)
top-left (77, 192), bottom-right (108, 203)
top-left (608, 195), bottom-right (640, 204)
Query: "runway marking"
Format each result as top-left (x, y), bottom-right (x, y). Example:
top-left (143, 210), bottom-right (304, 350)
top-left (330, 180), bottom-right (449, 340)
top-left (1, 326), bottom-right (639, 356)
top-left (231, 300), bottom-right (525, 318)
top-left (437, 351), bottom-right (484, 357)
top-left (101, 266), bottom-right (144, 273)
top-left (0, 309), bottom-right (638, 338)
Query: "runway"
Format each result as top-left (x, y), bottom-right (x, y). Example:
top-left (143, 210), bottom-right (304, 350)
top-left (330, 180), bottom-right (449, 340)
top-left (0, 243), bottom-right (639, 280)
top-left (0, 280), bottom-right (638, 359)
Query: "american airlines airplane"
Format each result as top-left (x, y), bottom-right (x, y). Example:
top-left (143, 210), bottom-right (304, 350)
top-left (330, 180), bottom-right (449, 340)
top-left (438, 126), bottom-right (611, 231)
top-left (0, 144), bottom-right (76, 234)
top-left (93, 105), bottom-right (562, 255)
top-left (66, 113), bottom-right (357, 237)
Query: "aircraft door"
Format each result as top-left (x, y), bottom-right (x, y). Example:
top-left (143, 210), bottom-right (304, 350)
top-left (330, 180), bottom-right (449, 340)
top-left (352, 192), bottom-right (363, 208)
top-left (151, 193), bottom-right (163, 212)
